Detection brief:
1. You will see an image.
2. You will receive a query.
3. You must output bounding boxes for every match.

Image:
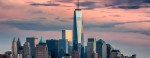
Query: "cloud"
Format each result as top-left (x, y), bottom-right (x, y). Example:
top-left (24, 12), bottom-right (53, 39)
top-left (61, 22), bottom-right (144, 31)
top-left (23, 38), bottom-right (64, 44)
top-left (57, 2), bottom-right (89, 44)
top-left (72, 0), bottom-right (150, 10)
top-left (29, 1), bottom-right (60, 6)
top-left (30, 3), bottom-right (60, 6)
top-left (85, 20), bottom-right (150, 36)
top-left (0, 19), bottom-right (72, 31)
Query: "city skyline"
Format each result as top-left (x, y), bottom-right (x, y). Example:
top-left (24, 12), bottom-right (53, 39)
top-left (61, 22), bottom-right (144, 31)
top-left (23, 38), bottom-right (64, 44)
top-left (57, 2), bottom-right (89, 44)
top-left (0, 0), bottom-right (150, 58)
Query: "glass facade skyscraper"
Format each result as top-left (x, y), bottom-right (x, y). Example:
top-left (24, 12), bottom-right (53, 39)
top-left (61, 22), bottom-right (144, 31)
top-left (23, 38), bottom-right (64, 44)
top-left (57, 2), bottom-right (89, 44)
top-left (26, 37), bottom-right (38, 58)
top-left (73, 8), bottom-right (84, 58)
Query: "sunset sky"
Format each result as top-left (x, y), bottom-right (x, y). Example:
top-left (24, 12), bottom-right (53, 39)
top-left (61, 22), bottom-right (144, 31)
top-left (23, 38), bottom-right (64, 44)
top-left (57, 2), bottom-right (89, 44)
top-left (0, 0), bottom-right (150, 58)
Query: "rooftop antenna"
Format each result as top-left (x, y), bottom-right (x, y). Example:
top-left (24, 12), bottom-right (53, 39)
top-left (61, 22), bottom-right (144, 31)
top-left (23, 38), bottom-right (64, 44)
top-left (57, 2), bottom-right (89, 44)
top-left (77, 0), bottom-right (80, 9)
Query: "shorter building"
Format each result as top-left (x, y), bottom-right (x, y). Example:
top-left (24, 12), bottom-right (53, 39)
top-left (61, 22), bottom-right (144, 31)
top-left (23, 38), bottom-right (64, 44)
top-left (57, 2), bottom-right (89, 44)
top-left (36, 38), bottom-right (49, 58)
top-left (62, 54), bottom-right (71, 58)
top-left (71, 51), bottom-right (79, 58)
top-left (110, 50), bottom-right (121, 58)
top-left (131, 54), bottom-right (136, 58)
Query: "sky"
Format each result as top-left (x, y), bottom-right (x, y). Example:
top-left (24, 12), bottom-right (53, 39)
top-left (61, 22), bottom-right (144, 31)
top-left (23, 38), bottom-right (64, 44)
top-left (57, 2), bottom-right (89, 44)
top-left (0, 0), bottom-right (150, 58)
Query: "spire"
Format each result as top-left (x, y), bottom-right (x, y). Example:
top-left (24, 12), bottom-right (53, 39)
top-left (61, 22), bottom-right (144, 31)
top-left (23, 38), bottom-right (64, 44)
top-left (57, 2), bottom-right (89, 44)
top-left (17, 37), bottom-right (20, 42)
top-left (77, 0), bottom-right (80, 9)
top-left (13, 37), bottom-right (16, 42)
top-left (39, 36), bottom-right (45, 44)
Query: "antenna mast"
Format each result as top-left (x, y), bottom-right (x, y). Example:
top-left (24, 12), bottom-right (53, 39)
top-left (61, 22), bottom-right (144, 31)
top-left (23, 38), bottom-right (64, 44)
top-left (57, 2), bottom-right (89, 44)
top-left (77, 0), bottom-right (80, 9)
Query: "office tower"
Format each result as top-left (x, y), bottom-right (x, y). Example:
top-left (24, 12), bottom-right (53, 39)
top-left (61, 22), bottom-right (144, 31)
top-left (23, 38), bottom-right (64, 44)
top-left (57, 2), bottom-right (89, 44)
top-left (58, 39), bottom-right (65, 58)
top-left (23, 42), bottom-right (31, 58)
top-left (73, 0), bottom-right (84, 57)
top-left (62, 30), bottom-right (72, 54)
top-left (62, 54), bottom-right (71, 58)
top-left (106, 44), bottom-right (112, 58)
top-left (96, 39), bottom-right (107, 58)
top-left (46, 39), bottom-right (59, 58)
top-left (36, 38), bottom-right (49, 58)
top-left (26, 37), bottom-right (38, 58)
top-left (68, 42), bottom-right (73, 54)
top-left (12, 38), bottom-right (18, 58)
top-left (87, 38), bottom-right (97, 58)
top-left (131, 54), bottom-right (136, 58)
top-left (17, 38), bottom-right (21, 53)
top-left (18, 46), bottom-right (23, 58)
top-left (124, 56), bottom-right (129, 58)
top-left (3, 51), bottom-right (12, 58)
top-left (17, 54), bottom-right (22, 58)
top-left (62, 30), bottom-right (72, 42)
top-left (110, 50), bottom-right (121, 58)
top-left (72, 51), bottom-right (79, 58)
top-left (121, 54), bottom-right (124, 58)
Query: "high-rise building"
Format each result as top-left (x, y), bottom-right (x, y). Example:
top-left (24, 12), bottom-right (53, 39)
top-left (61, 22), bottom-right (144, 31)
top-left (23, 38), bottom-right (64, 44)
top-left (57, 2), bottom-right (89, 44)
top-left (106, 44), bottom-right (112, 58)
top-left (72, 51), bottom-right (79, 58)
top-left (87, 38), bottom-right (97, 58)
top-left (23, 42), bottom-right (31, 58)
top-left (131, 54), bottom-right (136, 58)
top-left (12, 37), bottom-right (18, 58)
top-left (110, 50), bottom-right (121, 58)
top-left (62, 54), bottom-right (71, 58)
top-left (35, 38), bottom-right (49, 58)
top-left (73, 0), bottom-right (84, 57)
top-left (26, 37), bottom-right (38, 58)
top-left (96, 39), bottom-right (107, 58)
top-left (18, 46), bottom-right (23, 58)
top-left (62, 30), bottom-right (72, 54)
top-left (58, 39), bottom-right (66, 58)
top-left (17, 38), bottom-right (21, 54)
top-left (62, 30), bottom-right (72, 42)
top-left (46, 39), bottom-right (59, 58)
top-left (17, 54), bottom-right (22, 58)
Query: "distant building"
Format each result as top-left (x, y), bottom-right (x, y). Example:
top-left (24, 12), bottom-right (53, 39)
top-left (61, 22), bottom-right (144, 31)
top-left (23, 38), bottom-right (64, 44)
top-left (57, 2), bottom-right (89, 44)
top-left (110, 50), bottom-right (121, 58)
top-left (0, 51), bottom-right (12, 58)
top-left (26, 37), bottom-right (38, 58)
top-left (62, 30), bottom-right (72, 42)
top-left (87, 38), bottom-right (97, 58)
top-left (62, 30), bottom-right (72, 54)
top-left (23, 42), bottom-right (31, 58)
top-left (17, 54), bottom-right (22, 58)
top-left (18, 46), bottom-right (23, 58)
top-left (106, 44), bottom-right (113, 58)
top-left (62, 54), bottom-right (71, 58)
top-left (46, 39), bottom-right (59, 58)
top-left (72, 51), bottom-right (79, 58)
top-left (17, 38), bottom-right (21, 54)
top-left (131, 54), bottom-right (136, 58)
top-left (12, 37), bottom-right (18, 58)
top-left (96, 39), bottom-right (107, 58)
top-left (35, 38), bottom-right (49, 58)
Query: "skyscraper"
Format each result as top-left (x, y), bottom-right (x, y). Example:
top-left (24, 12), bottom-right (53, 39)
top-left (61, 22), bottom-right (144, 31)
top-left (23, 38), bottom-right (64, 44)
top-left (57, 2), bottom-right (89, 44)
top-left (62, 30), bottom-right (72, 42)
top-left (87, 38), bottom-right (97, 58)
top-left (17, 38), bottom-right (21, 53)
top-left (46, 39), bottom-right (59, 58)
top-left (12, 37), bottom-right (18, 58)
top-left (36, 38), bottom-right (49, 58)
top-left (23, 42), bottom-right (31, 58)
top-left (96, 39), bottom-right (107, 58)
top-left (26, 37), bottom-right (38, 58)
top-left (106, 44), bottom-right (112, 58)
top-left (110, 50), bottom-right (121, 58)
top-left (73, 0), bottom-right (84, 57)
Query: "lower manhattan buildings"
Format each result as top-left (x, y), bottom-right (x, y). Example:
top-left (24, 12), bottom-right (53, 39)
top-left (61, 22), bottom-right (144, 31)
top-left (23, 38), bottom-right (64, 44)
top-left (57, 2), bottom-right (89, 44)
top-left (7, 2), bottom-right (137, 58)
